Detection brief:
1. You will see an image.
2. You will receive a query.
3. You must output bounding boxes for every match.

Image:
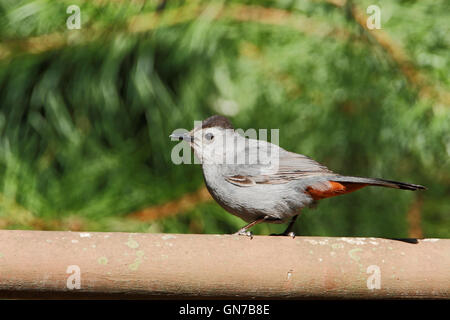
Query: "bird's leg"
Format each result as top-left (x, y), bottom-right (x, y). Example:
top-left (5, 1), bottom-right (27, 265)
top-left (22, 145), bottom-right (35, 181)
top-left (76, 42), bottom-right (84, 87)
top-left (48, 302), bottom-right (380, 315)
top-left (270, 214), bottom-right (299, 238)
top-left (233, 216), bottom-right (269, 239)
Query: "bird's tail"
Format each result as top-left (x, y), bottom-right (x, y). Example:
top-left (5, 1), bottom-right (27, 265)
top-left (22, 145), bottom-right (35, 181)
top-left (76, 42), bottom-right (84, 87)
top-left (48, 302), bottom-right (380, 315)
top-left (330, 176), bottom-right (426, 191)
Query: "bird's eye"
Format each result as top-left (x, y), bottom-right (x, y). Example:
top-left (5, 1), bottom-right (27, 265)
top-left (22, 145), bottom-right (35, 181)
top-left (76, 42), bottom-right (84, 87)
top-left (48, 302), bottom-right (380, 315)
top-left (205, 133), bottom-right (214, 141)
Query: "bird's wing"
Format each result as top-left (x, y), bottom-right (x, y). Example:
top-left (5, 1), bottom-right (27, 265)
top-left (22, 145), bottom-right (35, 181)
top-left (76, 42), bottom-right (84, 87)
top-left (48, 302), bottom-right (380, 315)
top-left (223, 140), bottom-right (334, 187)
top-left (222, 140), bottom-right (425, 197)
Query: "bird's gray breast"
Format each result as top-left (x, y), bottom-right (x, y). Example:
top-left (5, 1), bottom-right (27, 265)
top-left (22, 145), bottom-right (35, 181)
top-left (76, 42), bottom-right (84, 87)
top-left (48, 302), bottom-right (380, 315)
top-left (201, 164), bottom-right (314, 223)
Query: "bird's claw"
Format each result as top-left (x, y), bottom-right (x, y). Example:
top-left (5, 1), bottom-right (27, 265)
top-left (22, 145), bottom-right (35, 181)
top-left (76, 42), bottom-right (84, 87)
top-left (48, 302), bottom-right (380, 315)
top-left (233, 230), bottom-right (253, 239)
top-left (270, 231), bottom-right (296, 238)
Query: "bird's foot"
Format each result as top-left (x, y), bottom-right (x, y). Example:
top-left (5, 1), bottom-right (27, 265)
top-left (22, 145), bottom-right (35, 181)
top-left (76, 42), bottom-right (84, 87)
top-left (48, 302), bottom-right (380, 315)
top-left (233, 229), bottom-right (253, 239)
top-left (270, 231), bottom-right (296, 238)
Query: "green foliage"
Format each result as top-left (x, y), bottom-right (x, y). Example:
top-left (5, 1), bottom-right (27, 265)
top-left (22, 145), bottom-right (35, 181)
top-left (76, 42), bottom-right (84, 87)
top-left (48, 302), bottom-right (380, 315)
top-left (0, 0), bottom-right (448, 237)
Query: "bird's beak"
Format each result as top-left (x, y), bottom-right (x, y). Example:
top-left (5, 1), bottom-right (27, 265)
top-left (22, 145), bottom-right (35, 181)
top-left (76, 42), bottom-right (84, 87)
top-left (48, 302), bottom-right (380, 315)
top-left (169, 132), bottom-right (194, 142)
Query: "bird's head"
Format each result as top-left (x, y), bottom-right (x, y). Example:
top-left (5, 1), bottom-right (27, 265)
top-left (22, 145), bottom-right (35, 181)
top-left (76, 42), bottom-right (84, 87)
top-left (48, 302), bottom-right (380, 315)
top-left (170, 115), bottom-right (237, 164)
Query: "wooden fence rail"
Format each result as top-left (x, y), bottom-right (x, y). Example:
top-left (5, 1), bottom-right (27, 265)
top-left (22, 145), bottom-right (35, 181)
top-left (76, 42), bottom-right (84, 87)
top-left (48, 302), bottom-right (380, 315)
top-left (0, 230), bottom-right (448, 299)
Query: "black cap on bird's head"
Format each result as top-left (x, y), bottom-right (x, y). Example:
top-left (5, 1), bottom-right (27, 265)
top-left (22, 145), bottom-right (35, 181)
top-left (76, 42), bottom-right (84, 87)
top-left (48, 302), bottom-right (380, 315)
top-left (201, 115), bottom-right (234, 130)
top-left (169, 115), bottom-right (233, 142)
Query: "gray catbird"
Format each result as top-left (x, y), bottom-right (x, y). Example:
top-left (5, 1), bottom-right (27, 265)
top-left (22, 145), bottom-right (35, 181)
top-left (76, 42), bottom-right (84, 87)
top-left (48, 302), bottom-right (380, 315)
top-left (170, 115), bottom-right (425, 237)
